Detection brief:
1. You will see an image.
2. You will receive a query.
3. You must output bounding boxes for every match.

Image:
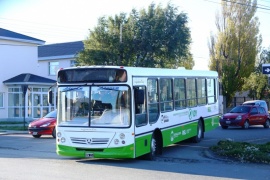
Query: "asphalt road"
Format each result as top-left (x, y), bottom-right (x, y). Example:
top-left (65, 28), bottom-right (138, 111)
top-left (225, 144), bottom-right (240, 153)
top-left (0, 126), bottom-right (269, 180)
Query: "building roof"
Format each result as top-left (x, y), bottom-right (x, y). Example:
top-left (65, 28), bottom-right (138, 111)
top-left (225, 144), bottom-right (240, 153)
top-left (3, 73), bottom-right (56, 85)
top-left (38, 41), bottom-right (84, 60)
top-left (0, 28), bottom-right (45, 45)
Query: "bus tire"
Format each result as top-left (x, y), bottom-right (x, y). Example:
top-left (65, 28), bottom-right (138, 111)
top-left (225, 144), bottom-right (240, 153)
top-left (191, 119), bottom-right (203, 143)
top-left (144, 134), bottom-right (157, 160)
top-left (145, 131), bottom-right (162, 160)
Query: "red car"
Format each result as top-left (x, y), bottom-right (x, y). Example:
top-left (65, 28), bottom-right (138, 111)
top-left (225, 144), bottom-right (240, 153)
top-left (28, 110), bottom-right (57, 138)
top-left (220, 105), bottom-right (270, 129)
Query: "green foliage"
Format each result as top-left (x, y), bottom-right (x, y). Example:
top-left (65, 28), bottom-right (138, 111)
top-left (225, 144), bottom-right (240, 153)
top-left (210, 140), bottom-right (270, 164)
top-left (0, 121), bottom-right (27, 125)
top-left (243, 48), bottom-right (270, 99)
top-left (208, 0), bottom-right (261, 107)
top-left (77, 3), bottom-right (194, 69)
top-left (0, 126), bottom-right (26, 131)
top-left (242, 72), bottom-right (267, 99)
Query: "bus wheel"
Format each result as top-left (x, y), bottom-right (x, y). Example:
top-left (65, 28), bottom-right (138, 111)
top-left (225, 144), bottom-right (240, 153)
top-left (145, 134), bottom-right (157, 160)
top-left (192, 120), bottom-right (203, 143)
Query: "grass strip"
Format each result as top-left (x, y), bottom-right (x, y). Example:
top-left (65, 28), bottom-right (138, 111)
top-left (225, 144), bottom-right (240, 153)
top-left (0, 126), bottom-right (28, 131)
top-left (210, 140), bottom-right (270, 164)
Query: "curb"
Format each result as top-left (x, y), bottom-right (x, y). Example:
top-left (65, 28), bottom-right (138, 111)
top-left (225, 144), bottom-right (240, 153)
top-left (202, 149), bottom-right (236, 163)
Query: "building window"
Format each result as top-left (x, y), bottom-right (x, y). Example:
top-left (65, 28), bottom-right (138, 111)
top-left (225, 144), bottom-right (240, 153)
top-left (49, 62), bottom-right (59, 75)
top-left (8, 88), bottom-right (23, 118)
top-left (0, 92), bottom-right (4, 108)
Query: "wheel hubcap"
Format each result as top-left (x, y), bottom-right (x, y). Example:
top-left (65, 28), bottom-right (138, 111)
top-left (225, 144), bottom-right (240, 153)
top-left (151, 138), bottom-right (156, 155)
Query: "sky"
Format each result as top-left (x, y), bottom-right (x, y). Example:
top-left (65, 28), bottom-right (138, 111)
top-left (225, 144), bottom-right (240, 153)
top-left (0, 0), bottom-right (269, 70)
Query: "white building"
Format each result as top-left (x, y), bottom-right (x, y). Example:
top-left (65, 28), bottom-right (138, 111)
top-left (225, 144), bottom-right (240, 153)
top-left (0, 28), bottom-right (83, 120)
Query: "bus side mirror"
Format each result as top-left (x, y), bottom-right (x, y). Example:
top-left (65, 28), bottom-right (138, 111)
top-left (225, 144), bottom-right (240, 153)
top-left (48, 89), bottom-right (53, 104)
top-left (135, 89), bottom-right (144, 105)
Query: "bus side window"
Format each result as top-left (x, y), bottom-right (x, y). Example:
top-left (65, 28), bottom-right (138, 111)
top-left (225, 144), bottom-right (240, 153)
top-left (160, 78), bottom-right (173, 112)
top-left (147, 78), bottom-right (159, 124)
top-left (134, 86), bottom-right (147, 126)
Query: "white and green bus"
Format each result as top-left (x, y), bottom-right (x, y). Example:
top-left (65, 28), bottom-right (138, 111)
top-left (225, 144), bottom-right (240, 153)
top-left (51, 66), bottom-right (219, 159)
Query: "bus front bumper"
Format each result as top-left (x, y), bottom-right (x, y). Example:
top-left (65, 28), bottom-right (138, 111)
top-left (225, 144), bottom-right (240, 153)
top-left (57, 144), bottom-right (135, 159)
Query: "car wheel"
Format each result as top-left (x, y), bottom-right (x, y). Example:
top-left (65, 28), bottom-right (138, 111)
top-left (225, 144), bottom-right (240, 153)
top-left (52, 128), bottom-right (56, 138)
top-left (32, 135), bottom-right (41, 138)
top-left (242, 120), bottom-right (249, 129)
top-left (221, 125), bottom-right (228, 129)
top-left (263, 119), bottom-right (270, 128)
top-left (192, 120), bottom-right (204, 143)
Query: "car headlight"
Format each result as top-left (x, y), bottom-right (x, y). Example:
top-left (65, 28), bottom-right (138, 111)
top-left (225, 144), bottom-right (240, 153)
top-left (235, 115), bottom-right (242, 120)
top-left (40, 123), bottom-right (51, 127)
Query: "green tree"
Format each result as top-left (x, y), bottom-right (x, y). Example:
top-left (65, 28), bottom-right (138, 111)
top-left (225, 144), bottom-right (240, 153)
top-left (208, 0), bottom-right (261, 107)
top-left (77, 3), bottom-right (194, 69)
top-left (242, 48), bottom-right (270, 99)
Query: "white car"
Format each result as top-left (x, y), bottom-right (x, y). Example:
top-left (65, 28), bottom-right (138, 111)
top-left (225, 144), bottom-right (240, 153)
top-left (242, 100), bottom-right (269, 114)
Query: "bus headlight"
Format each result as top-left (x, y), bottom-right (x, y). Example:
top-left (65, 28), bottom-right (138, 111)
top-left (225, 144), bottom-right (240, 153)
top-left (57, 132), bottom-right (62, 137)
top-left (61, 137), bottom-right (66, 143)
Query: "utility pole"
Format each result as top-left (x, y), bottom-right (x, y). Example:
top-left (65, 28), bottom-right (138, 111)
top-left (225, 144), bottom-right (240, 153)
top-left (21, 85), bottom-right (28, 130)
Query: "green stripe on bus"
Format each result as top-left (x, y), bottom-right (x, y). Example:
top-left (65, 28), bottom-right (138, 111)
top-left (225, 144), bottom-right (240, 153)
top-left (204, 115), bottom-right (220, 132)
top-left (57, 144), bottom-right (135, 159)
top-left (134, 115), bottom-right (220, 157)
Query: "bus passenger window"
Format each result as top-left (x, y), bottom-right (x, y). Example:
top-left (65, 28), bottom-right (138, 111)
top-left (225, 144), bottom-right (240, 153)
top-left (160, 78), bottom-right (173, 112)
top-left (134, 86), bottom-right (147, 126)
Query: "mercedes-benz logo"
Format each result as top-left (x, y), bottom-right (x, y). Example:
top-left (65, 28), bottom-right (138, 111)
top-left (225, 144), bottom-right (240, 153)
top-left (86, 138), bottom-right (92, 144)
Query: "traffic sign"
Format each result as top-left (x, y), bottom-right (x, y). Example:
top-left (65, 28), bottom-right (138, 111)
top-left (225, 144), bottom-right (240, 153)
top-left (262, 64), bottom-right (270, 74)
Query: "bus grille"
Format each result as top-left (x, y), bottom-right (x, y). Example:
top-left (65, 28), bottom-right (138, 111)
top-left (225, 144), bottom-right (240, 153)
top-left (70, 137), bottom-right (110, 145)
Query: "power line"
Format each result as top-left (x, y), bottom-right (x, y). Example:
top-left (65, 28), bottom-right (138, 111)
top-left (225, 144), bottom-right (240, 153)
top-left (204, 0), bottom-right (270, 14)
top-left (222, 0), bottom-right (270, 11)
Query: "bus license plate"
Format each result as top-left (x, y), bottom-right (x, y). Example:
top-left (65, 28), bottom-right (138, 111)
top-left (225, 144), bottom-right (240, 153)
top-left (85, 153), bottom-right (94, 158)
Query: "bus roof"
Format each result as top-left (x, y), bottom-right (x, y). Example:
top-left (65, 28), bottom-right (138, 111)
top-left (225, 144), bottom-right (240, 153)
top-left (60, 65), bottom-right (218, 78)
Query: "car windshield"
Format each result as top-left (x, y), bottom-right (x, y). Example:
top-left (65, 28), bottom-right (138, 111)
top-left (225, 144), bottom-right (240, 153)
top-left (44, 110), bottom-right (57, 118)
top-left (230, 106), bottom-right (250, 113)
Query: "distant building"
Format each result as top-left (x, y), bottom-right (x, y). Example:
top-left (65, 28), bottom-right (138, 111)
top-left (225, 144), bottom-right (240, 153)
top-left (0, 28), bottom-right (84, 120)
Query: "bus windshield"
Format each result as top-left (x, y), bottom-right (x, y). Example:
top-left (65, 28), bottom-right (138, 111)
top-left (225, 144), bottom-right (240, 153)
top-left (57, 85), bottom-right (130, 127)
